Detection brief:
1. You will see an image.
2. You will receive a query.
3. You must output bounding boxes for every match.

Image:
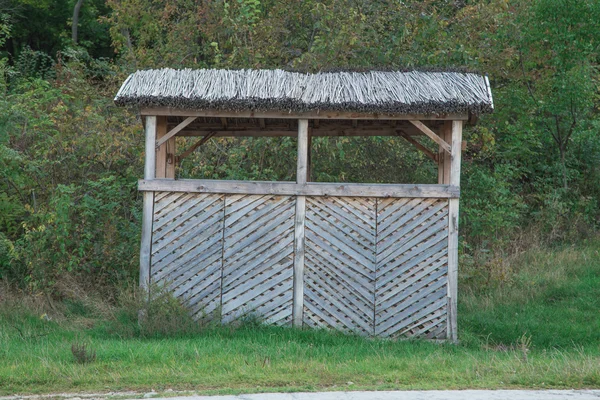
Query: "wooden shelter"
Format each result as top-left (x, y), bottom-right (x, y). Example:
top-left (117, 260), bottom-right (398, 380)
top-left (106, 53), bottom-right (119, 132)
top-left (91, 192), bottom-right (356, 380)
top-left (115, 68), bottom-right (494, 341)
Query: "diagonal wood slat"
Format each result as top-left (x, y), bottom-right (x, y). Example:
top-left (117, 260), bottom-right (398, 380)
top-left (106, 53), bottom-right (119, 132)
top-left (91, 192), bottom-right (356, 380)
top-left (150, 192), bottom-right (225, 320)
top-left (303, 197), bottom-right (376, 336)
top-left (221, 195), bottom-right (296, 326)
top-left (147, 190), bottom-right (452, 339)
top-left (375, 198), bottom-right (450, 339)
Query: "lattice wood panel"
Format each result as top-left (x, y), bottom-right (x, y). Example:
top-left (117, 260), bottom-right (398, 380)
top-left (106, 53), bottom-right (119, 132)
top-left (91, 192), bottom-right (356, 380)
top-left (151, 192), bottom-right (225, 320)
top-left (304, 197), bottom-right (377, 335)
top-left (221, 195), bottom-right (296, 326)
top-left (375, 198), bottom-right (449, 339)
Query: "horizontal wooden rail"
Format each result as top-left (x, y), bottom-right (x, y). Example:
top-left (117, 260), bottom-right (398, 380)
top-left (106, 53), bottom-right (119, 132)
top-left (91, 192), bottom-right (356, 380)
top-left (140, 107), bottom-right (469, 121)
top-left (138, 179), bottom-right (460, 198)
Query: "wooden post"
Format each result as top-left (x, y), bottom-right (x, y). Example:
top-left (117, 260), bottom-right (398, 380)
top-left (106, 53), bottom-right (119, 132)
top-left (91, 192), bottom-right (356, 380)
top-left (447, 120), bottom-right (462, 342)
top-left (166, 135), bottom-right (176, 179)
top-left (307, 128), bottom-right (312, 182)
top-left (438, 121), bottom-right (452, 184)
top-left (140, 116), bottom-right (156, 292)
top-left (155, 116), bottom-right (176, 178)
top-left (293, 119), bottom-right (308, 327)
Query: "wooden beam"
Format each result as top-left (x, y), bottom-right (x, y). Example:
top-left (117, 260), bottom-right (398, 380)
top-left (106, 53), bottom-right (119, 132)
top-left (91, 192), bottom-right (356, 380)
top-left (259, 118), bottom-right (265, 129)
top-left (293, 119), bottom-right (309, 328)
top-left (439, 121), bottom-right (452, 184)
top-left (155, 116), bottom-right (196, 148)
top-left (178, 131), bottom-right (218, 162)
top-left (141, 107), bottom-right (469, 121)
top-left (307, 129), bottom-right (313, 182)
top-left (175, 128), bottom-right (424, 138)
top-left (144, 116), bottom-right (157, 180)
top-left (409, 120), bottom-right (451, 154)
top-left (138, 179), bottom-right (460, 198)
top-left (140, 116), bottom-right (157, 293)
top-left (297, 120), bottom-right (309, 184)
top-left (397, 132), bottom-right (438, 162)
top-left (447, 120), bottom-right (463, 343)
top-left (155, 116), bottom-right (168, 178)
top-left (166, 135), bottom-right (176, 179)
top-left (220, 117), bottom-right (228, 129)
top-left (293, 195), bottom-right (306, 328)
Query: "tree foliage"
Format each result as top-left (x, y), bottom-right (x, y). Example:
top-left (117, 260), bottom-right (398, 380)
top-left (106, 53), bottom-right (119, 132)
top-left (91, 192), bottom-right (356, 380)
top-left (0, 0), bottom-right (599, 293)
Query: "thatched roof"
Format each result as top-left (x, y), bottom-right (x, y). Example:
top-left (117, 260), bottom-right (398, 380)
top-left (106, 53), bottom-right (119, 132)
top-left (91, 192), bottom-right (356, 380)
top-left (114, 68), bottom-right (494, 115)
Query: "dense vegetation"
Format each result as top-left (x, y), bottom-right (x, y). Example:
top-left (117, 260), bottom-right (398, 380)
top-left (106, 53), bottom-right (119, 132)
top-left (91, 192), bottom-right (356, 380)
top-left (1, 0), bottom-right (599, 301)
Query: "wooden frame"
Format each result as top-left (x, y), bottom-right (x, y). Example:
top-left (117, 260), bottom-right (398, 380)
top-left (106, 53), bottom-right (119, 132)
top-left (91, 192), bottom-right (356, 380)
top-left (138, 179), bottom-right (460, 198)
top-left (141, 107), bottom-right (469, 121)
top-left (138, 110), bottom-right (466, 341)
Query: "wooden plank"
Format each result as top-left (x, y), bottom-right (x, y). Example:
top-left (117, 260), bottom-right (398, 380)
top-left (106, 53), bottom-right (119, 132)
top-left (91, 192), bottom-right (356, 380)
top-left (140, 115), bottom-right (157, 295)
top-left (144, 116), bottom-right (157, 180)
top-left (409, 120), bottom-right (451, 154)
top-left (178, 131), bottom-right (218, 161)
top-left (155, 116), bottom-right (196, 148)
top-left (166, 134), bottom-right (176, 178)
top-left (139, 191), bottom-right (154, 291)
top-left (485, 75), bottom-right (494, 110)
top-left (297, 119), bottom-right (309, 184)
top-left (221, 194), bottom-right (295, 326)
top-left (138, 179), bottom-right (461, 198)
top-left (141, 107), bottom-right (469, 121)
top-left (293, 119), bottom-right (308, 327)
top-left (397, 133), bottom-right (437, 162)
top-left (447, 120), bottom-right (463, 343)
top-left (155, 116), bottom-right (168, 178)
top-left (175, 128), bottom-right (422, 138)
top-left (303, 196), bottom-right (377, 336)
top-left (442, 121), bottom-right (452, 184)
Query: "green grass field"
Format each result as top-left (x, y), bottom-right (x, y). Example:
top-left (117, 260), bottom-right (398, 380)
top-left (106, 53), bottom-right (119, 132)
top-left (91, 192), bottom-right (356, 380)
top-left (1, 240), bottom-right (599, 395)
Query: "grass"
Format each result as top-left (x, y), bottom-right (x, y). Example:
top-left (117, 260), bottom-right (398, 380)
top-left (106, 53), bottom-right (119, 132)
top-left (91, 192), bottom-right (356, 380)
top-left (1, 239), bottom-right (599, 395)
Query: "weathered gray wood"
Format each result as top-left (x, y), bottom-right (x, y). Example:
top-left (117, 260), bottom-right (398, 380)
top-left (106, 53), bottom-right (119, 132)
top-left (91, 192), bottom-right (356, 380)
top-left (144, 116), bottom-right (157, 180)
top-left (304, 196), bottom-right (376, 335)
top-left (485, 75), bottom-right (494, 111)
top-left (155, 116), bottom-right (168, 178)
top-left (292, 120), bottom-right (308, 326)
top-left (221, 194), bottom-right (295, 326)
top-left (138, 179), bottom-right (460, 198)
top-left (447, 120), bottom-right (463, 343)
top-left (297, 119), bottom-right (308, 184)
top-left (397, 132), bottom-right (438, 162)
top-left (155, 116), bottom-right (196, 148)
top-left (178, 131), bottom-right (218, 161)
top-left (141, 107), bottom-right (469, 121)
top-left (409, 120), bottom-right (451, 154)
top-left (139, 191), bottom-right (154, 291)
top-left (140, 116), bottom-right (157, 295)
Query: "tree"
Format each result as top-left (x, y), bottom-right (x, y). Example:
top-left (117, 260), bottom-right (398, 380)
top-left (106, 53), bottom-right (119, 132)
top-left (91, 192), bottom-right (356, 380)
top-left (517, 0), bottom-right (600, 189)
top-left (72, 0), bottom-right (84, 44)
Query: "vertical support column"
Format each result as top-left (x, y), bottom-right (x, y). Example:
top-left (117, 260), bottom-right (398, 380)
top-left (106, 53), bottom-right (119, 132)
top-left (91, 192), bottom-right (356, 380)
top-left (293, 119), bottom-right (308, 327)
top-left (140, 116), bottom-right (157, 292)
top-left (166, 134), bottom-right (176, 179)
top-left (155, 116), bottom-right (174, 178)
top-left (447, 120), bottom-right (462, 342)
top-left (438, 122), bottom-right (452, 184)
top-left (307, 126), bottom-right (313, 182)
